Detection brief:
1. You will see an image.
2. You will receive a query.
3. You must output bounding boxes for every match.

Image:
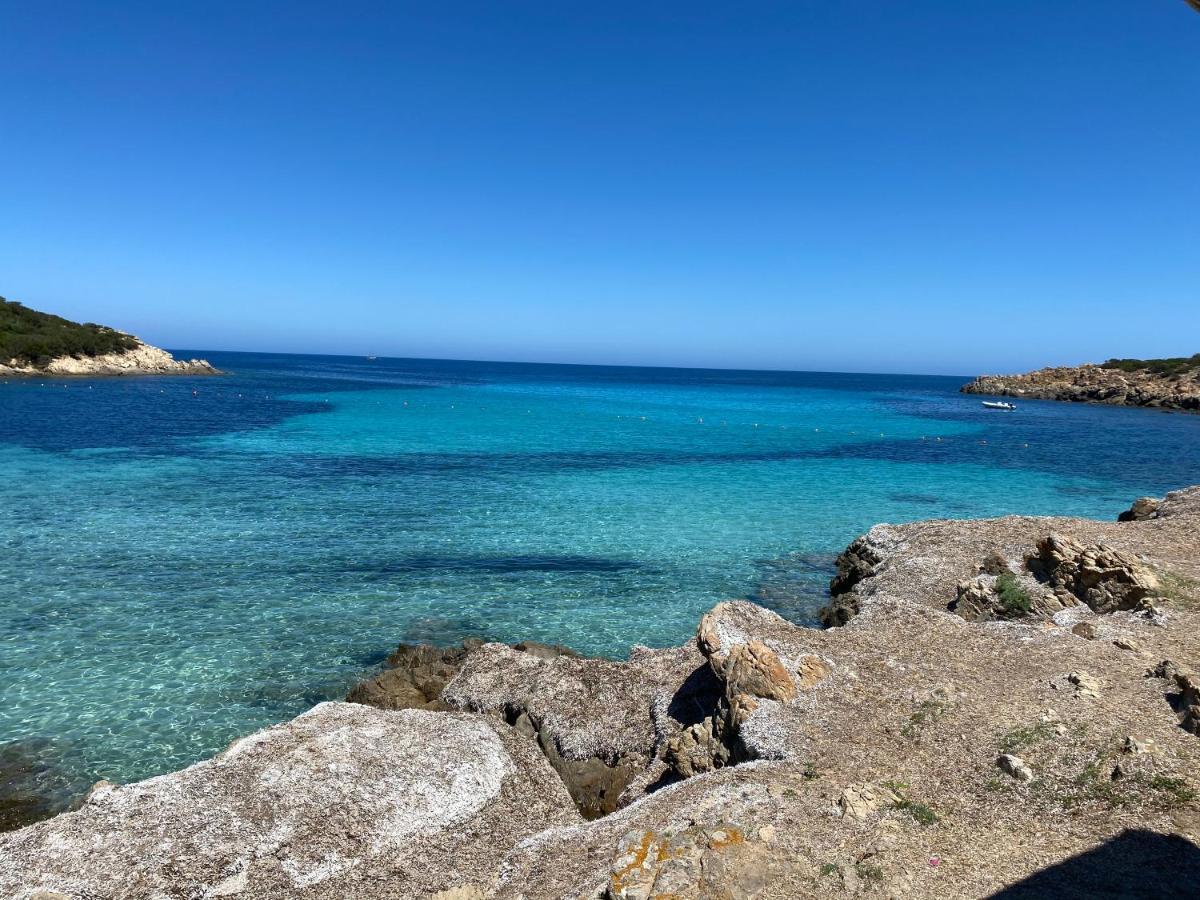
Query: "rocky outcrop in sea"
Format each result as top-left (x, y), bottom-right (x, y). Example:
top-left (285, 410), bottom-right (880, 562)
top-left (4, 488), bottom-right (1200, 897)
top-left (961, 363), bottom-right (1200, 410)
top-left (0, 341), bottom-right (218, 377)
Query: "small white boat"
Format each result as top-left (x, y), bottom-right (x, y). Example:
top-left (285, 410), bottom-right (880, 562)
top-left (981, 400), bottom-right (1016, 410)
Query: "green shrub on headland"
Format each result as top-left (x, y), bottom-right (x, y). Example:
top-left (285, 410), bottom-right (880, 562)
top-left (0, 298), bottom-right (139, 365)
top-left (995, 573), bottom-right (1032, 617)
top-left (1100, 354), bottom-right (1200, 377)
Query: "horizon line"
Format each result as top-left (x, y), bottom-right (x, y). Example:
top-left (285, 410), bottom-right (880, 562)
top-left (164, 346), bottom-right (978, 382)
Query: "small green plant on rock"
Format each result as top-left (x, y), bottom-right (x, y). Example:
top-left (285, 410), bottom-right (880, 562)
top-left (999, 722), bottom-right (1057, 754)
top-left (901, 699), bottom-right (948, 739)
top-left (856, 863), bottom-right (884, 883)
top-left (1053, 748), bottom-right (1197, 810)
top-left (1147, 775), bottom-right (1197, 805)
top-left (1154, 571), bottom-right (1200, 610)
top-left (883, 780), bottom-right (940, 825)
top-left (995, 573), bottom-right (1032, 617)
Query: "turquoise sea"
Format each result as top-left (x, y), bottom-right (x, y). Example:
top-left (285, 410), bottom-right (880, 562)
top-left (3, 352), bottom-right (1199, 808)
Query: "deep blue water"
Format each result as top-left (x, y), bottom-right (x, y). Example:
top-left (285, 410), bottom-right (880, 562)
top-left (2, 352), bottom-right (1199, 805)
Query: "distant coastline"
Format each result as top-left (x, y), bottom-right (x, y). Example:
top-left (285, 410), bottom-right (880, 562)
top-left (962, 355), bottom-right (1200, 411)
top-left (1, 296), bottom-right (219, 378)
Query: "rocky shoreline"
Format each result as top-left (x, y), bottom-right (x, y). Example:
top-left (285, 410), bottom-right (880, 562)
top-left (3, 489), bottom-right (1200, 897)
top-left (0, 341), bottom-right (219, 378)
top-left (961, 364), bottom-right (1200, 411)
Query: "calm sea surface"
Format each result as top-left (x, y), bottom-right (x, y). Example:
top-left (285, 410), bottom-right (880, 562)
top-left (3, 352), bottom-right (1199, 804)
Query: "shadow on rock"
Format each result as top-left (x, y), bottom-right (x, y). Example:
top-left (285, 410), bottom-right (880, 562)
top-left (666, 664), bottom-right (724, 728)
top-left (988, 829), bottom-right (1200, 900)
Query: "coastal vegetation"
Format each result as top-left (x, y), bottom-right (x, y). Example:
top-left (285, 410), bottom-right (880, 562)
top-left (1101, 353), bottom-right (1200, 377)
top-left (994, 572), bottom-right (1033, 617)
top-left (0, 297), bottom-right (138, 365)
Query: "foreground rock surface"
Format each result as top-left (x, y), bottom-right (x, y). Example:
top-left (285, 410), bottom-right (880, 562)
top-left (0, 703), bottom-right (579, 898)
top-left (961, 362), bottom-right (1200, 410)
top-left (5, 487), bottom-right (1200, 898)
top-left (0, 340), bottom-right (218, 377)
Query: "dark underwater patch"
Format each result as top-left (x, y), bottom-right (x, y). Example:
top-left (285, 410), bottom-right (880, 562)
top-left (891, 492), bottom-right (942, 505)
top-left (367, 554), bottom-right (644, 575)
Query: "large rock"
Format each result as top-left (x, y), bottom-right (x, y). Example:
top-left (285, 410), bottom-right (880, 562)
top-left (1030, 533), bottom-right (1159, 613)
top-left (442, 640), bottom-right (707, 818)
top-left (820, 526), bottom-right (903, 626)
top-left (827, 533), bottom-right (887, 599)
top-left (665, 604), bottom-right (827, 778)
top-left (0, 703), bottom-right (579, 899)
top-left (346, 640), bottom-right (481, 710)
top-left (949, 573), bottom-right (1071, 622)
top-left (720, 640), bottom-right (797, 704)
top-left (1118, 497), bottom-right (1161, 522)
top-left (346, 639), bottom-right (577, 712)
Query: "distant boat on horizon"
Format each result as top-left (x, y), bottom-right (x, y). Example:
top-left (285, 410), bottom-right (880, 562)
top-left (981, 400), bottom-right (1016, 410)
top-left (366, 355), bottom-right (377, 361)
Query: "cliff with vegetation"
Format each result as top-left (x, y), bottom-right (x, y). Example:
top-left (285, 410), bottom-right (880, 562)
top-left (0, 298), bottom-right (218, 377)
top-left (962, 355), bottom-right (1200, 411)
top-left (3, 488), bottom-right (1200, 898)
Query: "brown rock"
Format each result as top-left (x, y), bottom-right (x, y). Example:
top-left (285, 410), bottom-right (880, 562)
top-left (951, 578), bottom-right (999, 621)
top-left (696, 610), bottom-right (728, 674)
top-left (1030, 534), bottom-right (1159, 614)
top-left (1177, 671), bottom-right (1200, 736)
top-left (722, 641), bottom-right (797, 703)
top-left (1118, 497), bottom-right (1161, 522)
top-left (796, 654), bottom-right (831, 688)
top-left (980, 551), bottom-right (1013, 575)
top-left (664, 717), bottom-right (732, 779)
top-left (347, 638), bottom-right (576, 712)
top-left (345, 641), bottom-right (477, 710)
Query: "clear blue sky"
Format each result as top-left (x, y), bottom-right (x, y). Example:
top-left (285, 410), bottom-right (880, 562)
top-left (1, 1), bottom-right (1197, 374)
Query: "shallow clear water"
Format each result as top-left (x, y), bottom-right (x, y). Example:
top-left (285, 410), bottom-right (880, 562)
top-left (2, 353), bottom-right (1199, 803)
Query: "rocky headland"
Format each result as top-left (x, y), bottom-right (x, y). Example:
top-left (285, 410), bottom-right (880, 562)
top-left (4, 489), bottom-right (1200, 898)
top-left (0, 297), bottom-right (218, 377)
top-left (961, 359), bottom-right (1200, 411)
top-left (0, 341), bottom-right (218, 378)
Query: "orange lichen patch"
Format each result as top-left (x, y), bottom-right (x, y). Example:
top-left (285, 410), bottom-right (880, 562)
top-left (655, 837), bottom-right (674, 863)
top-left (608, 830), bottom-right (660, 895)
top-left (706, 826), bottom-right (746, 851)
